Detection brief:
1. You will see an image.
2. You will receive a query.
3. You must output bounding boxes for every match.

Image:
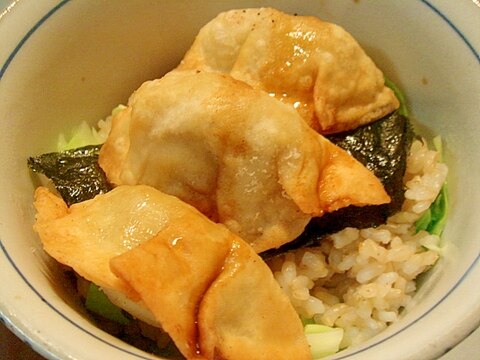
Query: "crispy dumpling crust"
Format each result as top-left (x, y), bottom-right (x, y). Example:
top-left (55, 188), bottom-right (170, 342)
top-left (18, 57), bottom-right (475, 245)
top-left (35, 184), bottom-right (311, 359)
top-left (197, 238), bottom-right (311, 360)
top-left (110, 191), bottom-right (234, 359)
top-left (34, 186), bottom-right (137, 299)
top-left (110, 197), bottom-right (311, 360)
top-left (178, 7), bottom-right (399, 134)
top-left (99, 70), bottom-right (390, 252)
top-left (33, 185), bottom-right (216, 300)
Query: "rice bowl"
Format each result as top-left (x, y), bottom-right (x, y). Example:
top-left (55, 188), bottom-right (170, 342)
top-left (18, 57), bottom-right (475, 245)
top-left (0, 1), bottom-right (479, 359)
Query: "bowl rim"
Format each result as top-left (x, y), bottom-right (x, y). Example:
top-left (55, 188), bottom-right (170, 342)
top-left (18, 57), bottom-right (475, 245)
top-left (0, 1), bottom-right (479, 359)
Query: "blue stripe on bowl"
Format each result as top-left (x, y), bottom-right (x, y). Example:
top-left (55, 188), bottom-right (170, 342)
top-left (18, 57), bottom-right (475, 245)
top-left (420, 0), bottom-right (480, 63)
top-left (0, 0), bottom-right (478, 359)
top-left (335, 255), bottom-right (480, 359)
top-left (0, 239), bottom-right (156, 359)
top-left (0, 3), bottom-right (155, 358)
top-left (0, 0), bottom-right (70, 81)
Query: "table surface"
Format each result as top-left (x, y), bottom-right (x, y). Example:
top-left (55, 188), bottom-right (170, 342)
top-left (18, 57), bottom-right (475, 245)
top-left (1, 322), bottom-right (44, 360)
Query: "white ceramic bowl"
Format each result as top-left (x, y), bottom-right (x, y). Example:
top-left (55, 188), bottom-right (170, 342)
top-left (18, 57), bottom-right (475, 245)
top-left (0, 1), bottom-right (479, 359)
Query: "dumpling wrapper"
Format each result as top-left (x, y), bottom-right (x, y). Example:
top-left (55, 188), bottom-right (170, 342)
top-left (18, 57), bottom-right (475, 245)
top-left (33, 185), bottom-right (206, 301)
top-left (197, 239), bottom-right (311, 360)
top-left (177, 7), bottom-right (399, 134)
top-left (99, 70), bottom-right (390, 253)
top-left (109, 192), bottom-right (234, 359)
top-left (110, 211), bottom-right (311, 360)
top-left (34, 183), bottom-right (310, 359)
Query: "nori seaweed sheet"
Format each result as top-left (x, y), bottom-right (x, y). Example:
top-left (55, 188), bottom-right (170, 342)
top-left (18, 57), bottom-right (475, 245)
top-left (326, 111), bottom-right (414, 226)
top-left (28, 111), bottom-right (413, 259)
top-left (28, 145), bottom-right (112, 206)
top-left (261, 111), bottom-right (414, 258)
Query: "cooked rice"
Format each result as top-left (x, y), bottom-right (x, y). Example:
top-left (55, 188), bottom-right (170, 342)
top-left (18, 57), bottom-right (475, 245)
top-left (95, 112), bottom-right (448, 350)
top-left (268, 139), bottom-right (448, 348)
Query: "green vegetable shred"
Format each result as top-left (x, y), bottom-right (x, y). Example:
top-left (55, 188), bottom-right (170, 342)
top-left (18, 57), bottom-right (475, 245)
top-left (85, 283), bottom-right (130, 325)
top-left (415, 136), bottom-right (448, 236)
top-left (304, 324), bottom-right (344, 359)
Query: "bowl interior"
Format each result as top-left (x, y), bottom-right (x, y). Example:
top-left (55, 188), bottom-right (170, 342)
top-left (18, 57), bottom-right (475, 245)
top-left (0, 1), bottom-right (479, 359)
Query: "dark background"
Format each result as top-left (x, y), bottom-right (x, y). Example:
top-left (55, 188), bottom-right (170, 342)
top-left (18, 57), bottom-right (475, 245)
top-left (1, 322), bottom-right (44, 360)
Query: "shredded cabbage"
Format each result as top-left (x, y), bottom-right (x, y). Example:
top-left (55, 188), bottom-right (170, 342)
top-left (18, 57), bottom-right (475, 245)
top-left (85, 283), bottom-right (130, 325)
top-left (304, 324), bottom-right (344, 359)
top-left (57, 104), bottom-right (126, 151)
top-left (415, 136), bottom-right (448, 237)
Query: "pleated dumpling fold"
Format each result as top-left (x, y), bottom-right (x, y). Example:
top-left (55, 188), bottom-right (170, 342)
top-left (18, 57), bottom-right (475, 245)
top-left (99, 70), bottom-right (390, 252)
top-left (33, 184), bottom-right (312, 360)
top-left (177, 7), bottom-right (399, 134)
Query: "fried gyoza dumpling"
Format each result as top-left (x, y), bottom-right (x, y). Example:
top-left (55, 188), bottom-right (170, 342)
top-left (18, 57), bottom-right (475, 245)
top-left (197, 238), bottom-right (310, 360)
top-left (33, 185), bottom-right (202, 299)
top-left (34, 184), bottom-right (311, 359)
top-left (108, 190), bottom-right (234, 359)
top-left (110, 206), bottom-right (311, 360)
top-left (34, 186), bottom-right (162, 325)
top-left (99, 70), bottom-right (390, 252)
top-left (177, 8), bottom-right (399, 134)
